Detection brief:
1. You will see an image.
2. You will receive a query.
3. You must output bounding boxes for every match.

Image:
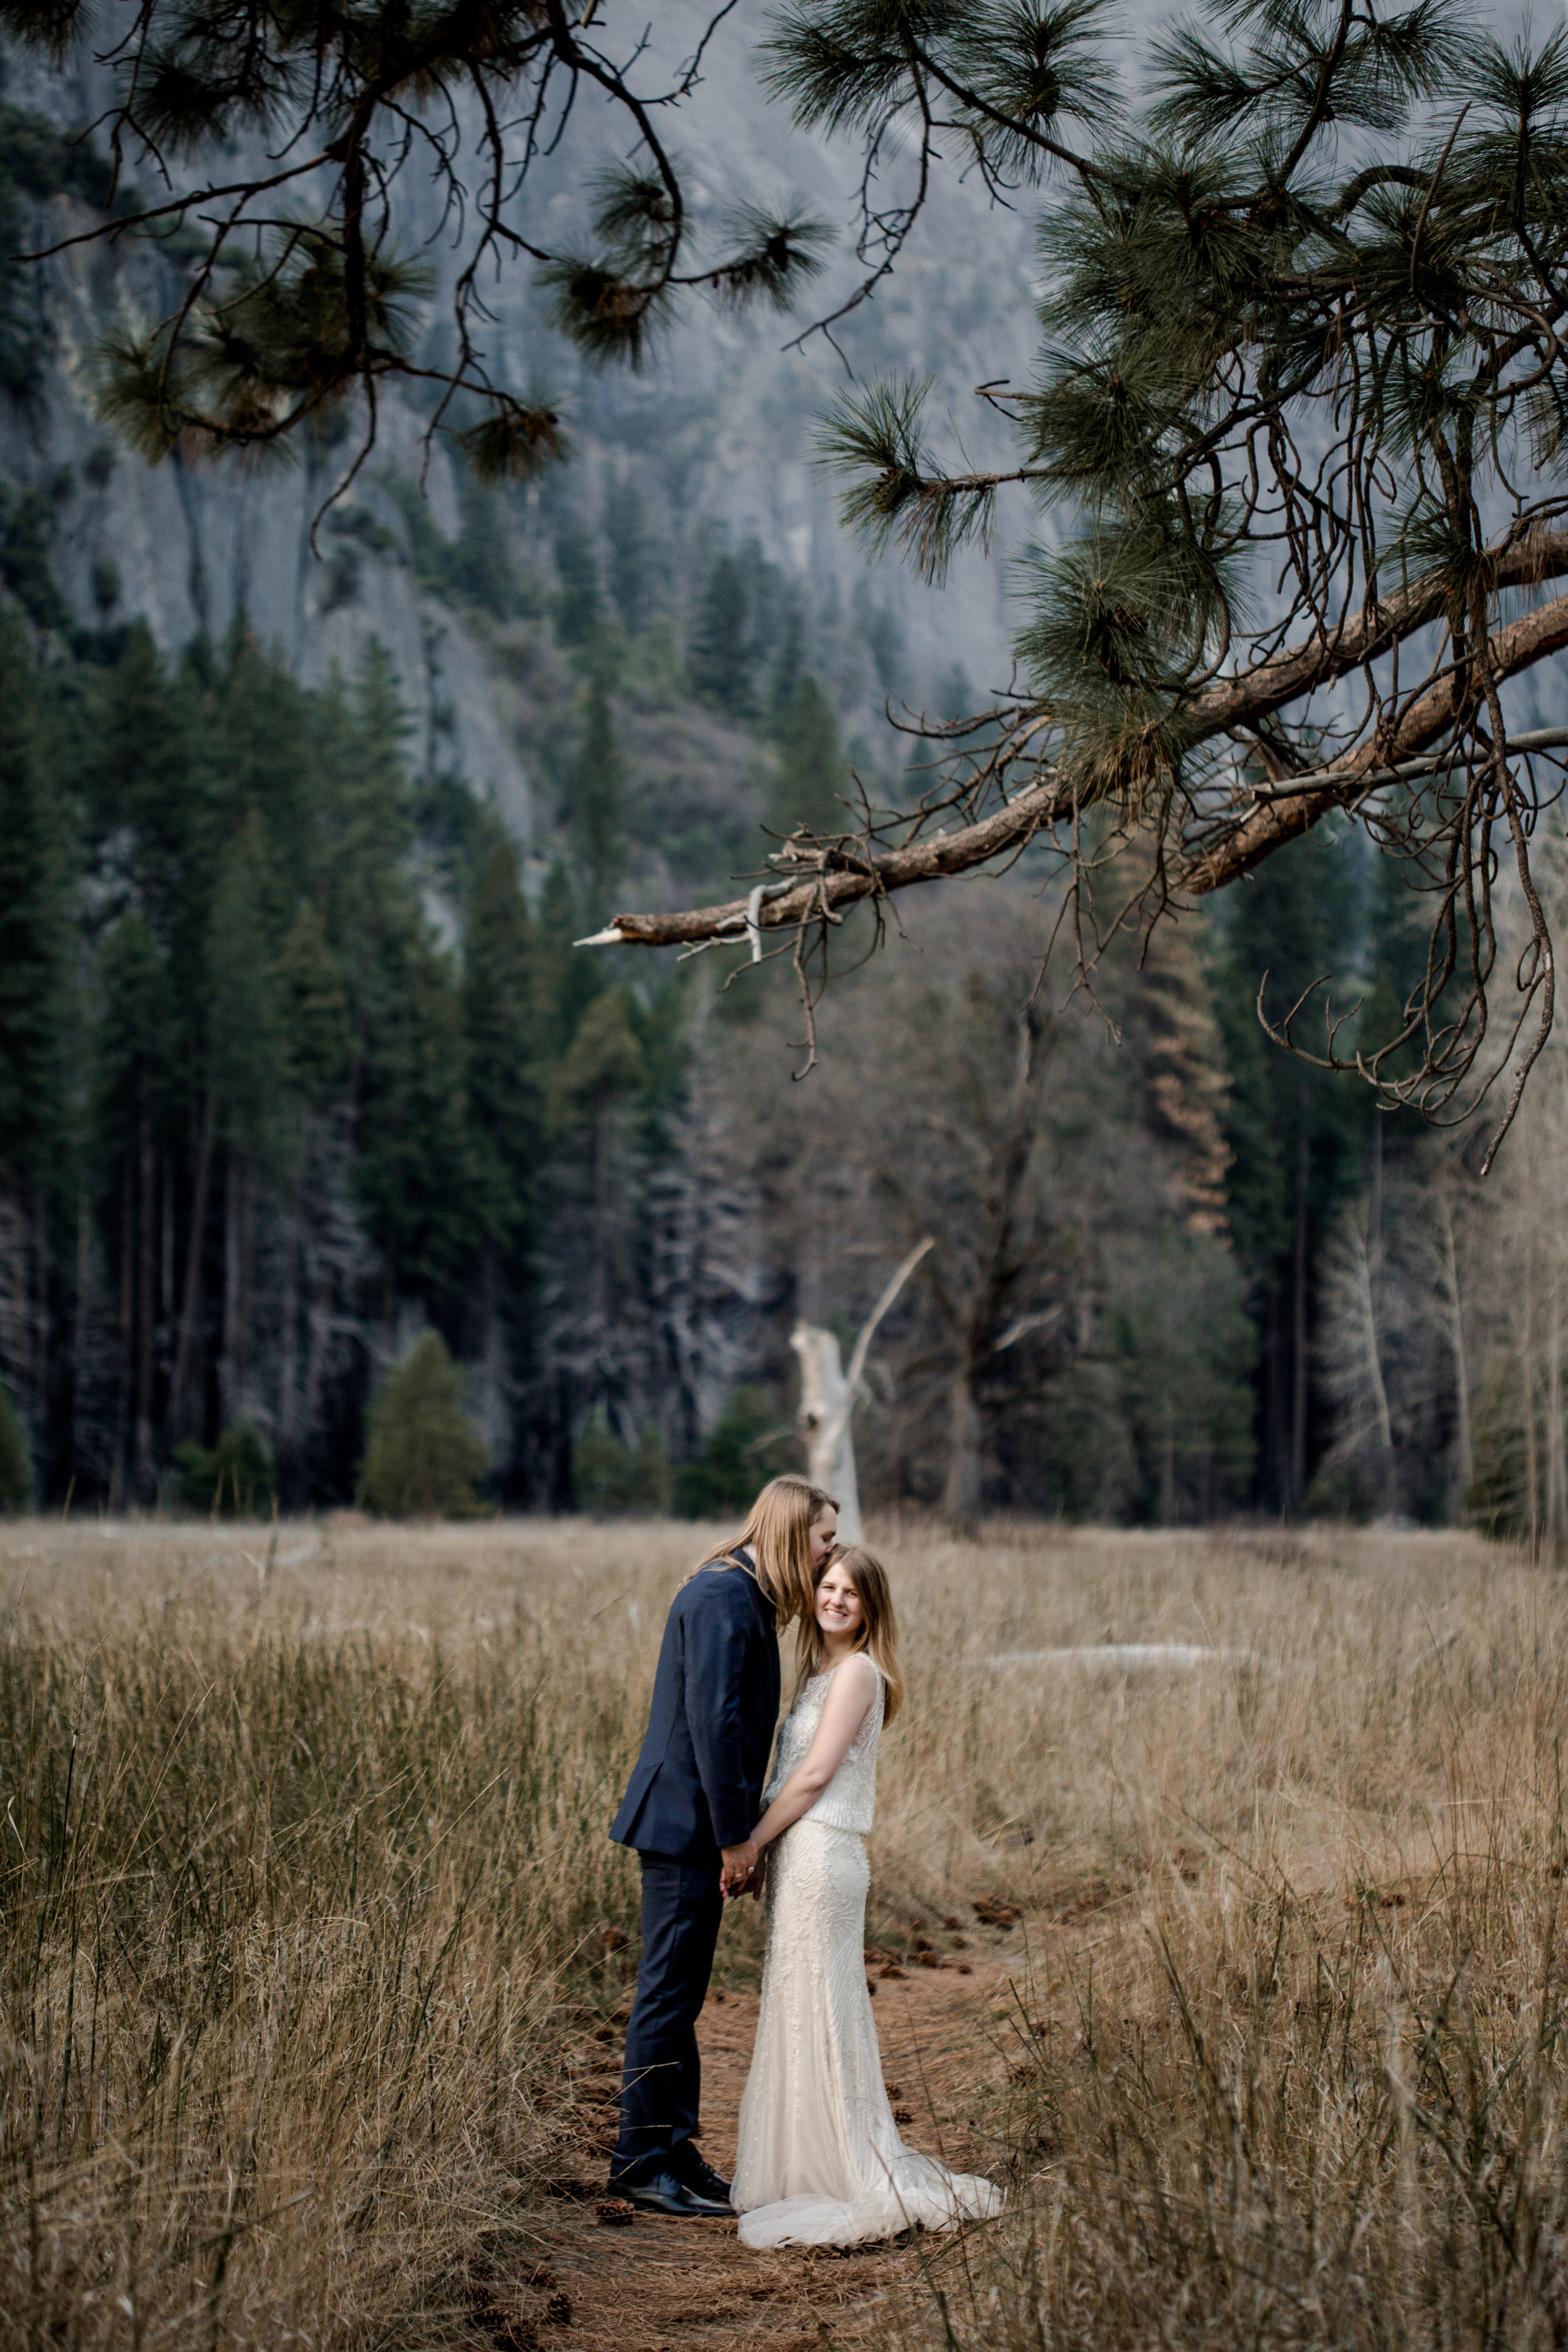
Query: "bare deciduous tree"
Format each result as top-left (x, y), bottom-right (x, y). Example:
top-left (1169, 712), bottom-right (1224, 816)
top-left (718, 887), bottom-right (1248, 1518)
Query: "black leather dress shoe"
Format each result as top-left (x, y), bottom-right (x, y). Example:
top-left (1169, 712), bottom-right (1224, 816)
top-left (618, 2165), bottom-right (732, 2218)
top-left (676, 2152), bottom-right (734, 2205)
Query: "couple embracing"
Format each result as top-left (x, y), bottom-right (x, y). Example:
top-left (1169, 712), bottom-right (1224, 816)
top-left (608, 1475), bottom-right (1000, 2250)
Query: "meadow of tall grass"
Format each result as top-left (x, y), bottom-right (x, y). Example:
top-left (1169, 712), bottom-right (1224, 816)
top-left (1, 1515), bottom-right (1562, 2349)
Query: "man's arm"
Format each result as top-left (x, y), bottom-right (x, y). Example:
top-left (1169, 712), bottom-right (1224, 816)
top-left (682, 1574), bottom-right (761, 1860)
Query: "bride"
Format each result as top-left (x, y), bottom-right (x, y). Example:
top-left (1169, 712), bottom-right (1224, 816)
top-left (727, 1545), bottom-right (1002, 2249)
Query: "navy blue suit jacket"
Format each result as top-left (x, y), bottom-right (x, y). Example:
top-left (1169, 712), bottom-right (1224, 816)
top-left (610, 1548), bottom-right (781, 1858)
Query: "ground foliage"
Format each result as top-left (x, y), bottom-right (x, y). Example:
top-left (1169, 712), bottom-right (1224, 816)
top-left (3, 1518), bottom-right (1563, 2351)
top-left (358, 1329), bottom-right (490, 1514)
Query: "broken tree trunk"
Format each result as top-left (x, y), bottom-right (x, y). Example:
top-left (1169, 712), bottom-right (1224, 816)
top-left (793, 1324), bottom-right (863, 1542)
top-left (792, 1238), bottom-right (934, 1548)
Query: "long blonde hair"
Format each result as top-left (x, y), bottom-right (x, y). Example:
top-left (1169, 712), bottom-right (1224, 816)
top-left (797, 1544), bottom-right (904, 1724)
top-left (690, 1474), bottom-right (839, 1627)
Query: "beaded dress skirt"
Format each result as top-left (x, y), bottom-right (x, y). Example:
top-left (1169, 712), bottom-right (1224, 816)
top-left (731, 1667), bottom-right (1001, 2250)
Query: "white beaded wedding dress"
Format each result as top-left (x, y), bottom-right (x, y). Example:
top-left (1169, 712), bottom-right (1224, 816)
top-left (731, 1661), bottom-right (1002, 2250)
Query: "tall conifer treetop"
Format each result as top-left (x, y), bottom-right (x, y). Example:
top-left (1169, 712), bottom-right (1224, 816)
top-left (591, 0), bottom-right (1568, 1163)
top-left (0, 2), bottom-right (831, 487)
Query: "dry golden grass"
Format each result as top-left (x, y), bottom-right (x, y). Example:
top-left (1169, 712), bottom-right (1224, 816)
top-left (2, 1514), bottom-right (1564, 2349)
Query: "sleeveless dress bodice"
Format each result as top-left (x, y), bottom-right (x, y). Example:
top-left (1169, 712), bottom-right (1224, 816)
top-left (764, 1663), bottom-right (884, 1833)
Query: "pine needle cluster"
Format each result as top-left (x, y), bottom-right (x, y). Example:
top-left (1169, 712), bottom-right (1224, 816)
top-left (752, 0), bottom-right (1568, 1155)
top-left (0, 0), bottom-right (832, 482)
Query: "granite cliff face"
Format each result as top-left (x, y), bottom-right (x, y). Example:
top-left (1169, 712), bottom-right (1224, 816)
top-left (0, 4), bottom-right (1040, 864)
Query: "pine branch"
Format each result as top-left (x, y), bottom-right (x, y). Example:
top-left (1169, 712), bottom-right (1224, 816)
top-left (591, 531), bottom-right (1568, 950)
top-left (1179, 579), bottom-right (1568, 891)
top-left (1, 0), bottom-right (832, 479)
top-left (815, 376), bottom-right (1042, 580)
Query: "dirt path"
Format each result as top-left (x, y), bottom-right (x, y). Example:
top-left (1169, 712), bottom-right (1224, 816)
top-left (506, 1935), bottom-right (1027, 2352)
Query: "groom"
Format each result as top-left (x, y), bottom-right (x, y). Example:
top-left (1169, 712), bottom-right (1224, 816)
top-left (607, 1478), bottom-right (836, 2217)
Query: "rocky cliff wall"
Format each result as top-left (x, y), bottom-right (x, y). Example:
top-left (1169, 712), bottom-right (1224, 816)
top-left (0, 3), bottom-right (1042, 858)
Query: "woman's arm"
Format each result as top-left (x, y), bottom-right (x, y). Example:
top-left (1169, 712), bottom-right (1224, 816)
top-left (734, 1656), bottom-right (879, 1876)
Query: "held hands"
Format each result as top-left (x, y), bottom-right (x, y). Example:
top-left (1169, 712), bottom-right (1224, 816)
top-left (720, 1840), bottom-right (760, 1899)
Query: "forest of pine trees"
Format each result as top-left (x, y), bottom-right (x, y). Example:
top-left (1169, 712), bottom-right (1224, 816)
top-left (0, 499), bottom-right (918, 1516)
top-left (0, 414), bottom-right (1508, 1525)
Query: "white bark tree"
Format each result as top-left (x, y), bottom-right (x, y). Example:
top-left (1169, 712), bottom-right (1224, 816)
top-left (792, 1240), bottom-right (933, 1544)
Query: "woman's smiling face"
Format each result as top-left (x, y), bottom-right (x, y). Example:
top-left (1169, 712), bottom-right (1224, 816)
top-left (814, 1559), bottom-right (864, 1644)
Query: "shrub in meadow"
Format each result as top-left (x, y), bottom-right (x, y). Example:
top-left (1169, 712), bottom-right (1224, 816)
top-left (0, 1380), bottom-right (28, 1510)
top-left (573, 1409), bottom-right (630, 1513)
top-left (674, 1385), bottom-right (792, 1517)
top-left (173, 1419), bottom-right (275, 1515)
top-left (358, 1330), bottom-right (490, 1516)
top-left (573, 1416), bottom-right (673, 1515)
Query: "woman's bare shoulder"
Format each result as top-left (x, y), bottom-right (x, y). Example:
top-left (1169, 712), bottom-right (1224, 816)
top-left (829, 1653), bottom-right (880, 1698)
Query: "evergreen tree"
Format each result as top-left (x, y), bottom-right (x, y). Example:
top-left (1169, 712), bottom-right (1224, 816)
top-left (0, 1379), bottom-right (29, 1510)
top-left (605, 2), bottom-right (1568, 1150)
top-left (0, 7), bottom-right (828, 469)
top-left (674, 1386), bottom-right (790, 1516)
top-left (736, 538), bottom-right (788, 677)
top-left (87, 624), bottom-right (200, 957)
top-left (548, 992), bottom-right (646, 1133)
top-left (357, 930), bottom-right (477, 1301)
top-left (766, 677), bottom-right (848, 840)
top-left (568, 681), bottom-right (625, 914)
top-left (571, 1416), bottom-right (672, 1513)
top-left (1209, 833), bottom-right (1361, 1510)
top-left (173, 1419), bottom-right (276, 1514)
top-left (536, 857), bottom-right (602, 1059)
top-left (548, 990), bottom-right (647, 1328)
top-left (0, 169), bottom-right (43, 398)
top-left (358, 1330), bottom-right (490, 1515)
top-left (205, 818), bottom-right (289, 1460)
top-left (314, 646), bottom-right (477, 1301)
top-left (573, 1409), bottom-right (631, 1512)
top-left (447, 468), bottom-right (519, 618)
top-left (198, 616), bottom-right (317, 886)
top-left (0, 485), bottom-right (69, 632)
top-left (852, 582), bottom-right (906, 701)
top-left (93, 912), bottom-right (180, 1496)
top-left (206, 811), bottom-right (290, 1160)
top-left (1051, 1231), bottom-right (1256, 1523)
top-left (464, 834), bottom-right (543, 1264)
top-left (554, 522), bottom-right (601, 650)
top-left (688, 553), bottom-right (755, 719)
top-left (280, 902), bottom-right (352, 1096)
top-left (630, 1425), bottom-right (672, 1514)
top-left (603, 474), bottom-right (655, 630)
top-left (0, 617), bottom-right (72, 1192)
top-left (768, 605), bottom-right (805, 736)
top-left (316, 645), bottom-right (416, 1028)
top-left (95, 916), bottom-right (179, 1160)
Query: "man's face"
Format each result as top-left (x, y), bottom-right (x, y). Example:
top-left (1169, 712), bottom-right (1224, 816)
top-left (808, 1508), bottom-right (839, 1569)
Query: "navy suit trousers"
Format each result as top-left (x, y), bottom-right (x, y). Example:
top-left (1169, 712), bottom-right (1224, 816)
top-left (610, 1850), bottom-right (724, 2184)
